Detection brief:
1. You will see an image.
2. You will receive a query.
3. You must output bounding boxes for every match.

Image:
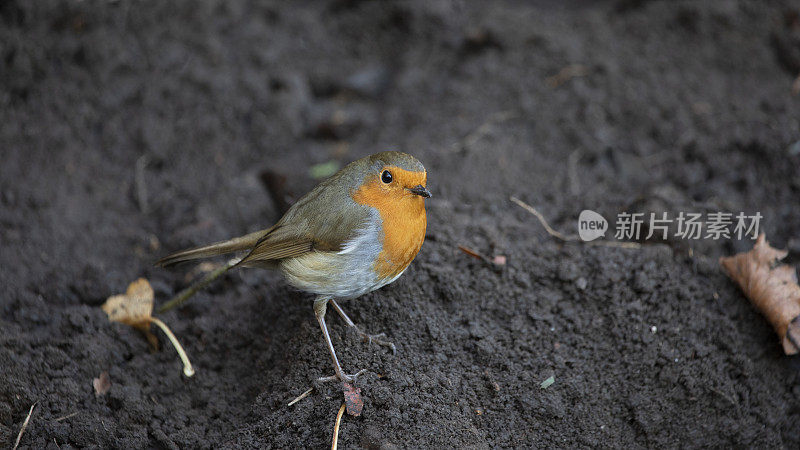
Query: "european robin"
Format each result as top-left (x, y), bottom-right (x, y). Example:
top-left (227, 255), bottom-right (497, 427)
top-left (157, 151), bottom-right (431, 382)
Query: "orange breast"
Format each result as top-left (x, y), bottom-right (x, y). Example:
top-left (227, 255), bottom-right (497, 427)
top-left (351, 172), bottom-right (427, 281)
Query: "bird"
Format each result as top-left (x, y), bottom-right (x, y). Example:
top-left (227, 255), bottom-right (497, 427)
top-left (156, 151), bottom-right (431, 383)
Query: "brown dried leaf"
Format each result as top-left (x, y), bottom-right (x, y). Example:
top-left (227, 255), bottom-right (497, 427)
top-left (101, 278), bottom-right (154, 330)
top-left (101, 278), bottom-right (195, 376)
top-left (342, 381), bottom-right (363, 417)
top-left (93, 371), bottom-right (111, 396)
top-left (720, 234), bottom-right (800, 354)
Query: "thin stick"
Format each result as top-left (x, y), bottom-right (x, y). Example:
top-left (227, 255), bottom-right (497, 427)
top-left (149, 317), bottom-right (195, 377)
top-left (331, 402), bottom-right (346, 450)
top-left (510, 196), bottom-right (641, 249)
top-left (709, 386), bottom-right (738, 407)
top-left (53, 412), bottom-right (78, 422)
top-left (587, 239), bottom-right (642, 249)
top-left (287, 387), bottom-right (314, 407)
top-left (156, 259), bottom-right (238, 314)
top-left (510, 196), bottom-right (579, 241)
top-left (13, 402), bottom-right (37, 450)
top-left (545, 64), bottom-right (588, 88)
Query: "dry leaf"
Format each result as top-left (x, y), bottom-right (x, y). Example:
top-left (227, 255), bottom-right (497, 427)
top-left (93, 371), bottom-right (111, 396)
top-left (342, 381), bottom-right (363, 417)
top-left (102, 277), bottom-right (159, 349)
top-left (720, 234), bottom-right (800, 354)
top-left (102, 278), bottom-right (195, 376)
top-left (102, 278), bottom-right (154, 328)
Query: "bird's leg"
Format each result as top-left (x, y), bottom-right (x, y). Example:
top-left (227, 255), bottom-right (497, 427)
top-left (313, 296), bottom-right (366, 383)
top-left (329, 299), bottom-right (397, 355)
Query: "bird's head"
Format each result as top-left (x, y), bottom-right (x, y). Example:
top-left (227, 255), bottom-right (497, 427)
top-left (351, 151), bottom-right (431, 211)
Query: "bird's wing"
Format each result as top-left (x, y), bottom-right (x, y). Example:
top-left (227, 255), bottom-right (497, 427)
top-left (237, 208), bottom-right (369, 266)
top-left (237, 226), bottom-right (314, 264)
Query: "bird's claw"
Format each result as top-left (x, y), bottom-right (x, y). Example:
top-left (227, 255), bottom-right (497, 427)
top-left (359, 331), bottom-right (397, 355)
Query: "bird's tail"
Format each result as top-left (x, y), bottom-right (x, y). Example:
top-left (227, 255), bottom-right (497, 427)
top-left (155, 227), bottom-right (273, 267)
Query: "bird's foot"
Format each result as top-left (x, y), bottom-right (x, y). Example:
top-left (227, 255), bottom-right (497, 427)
top-left (328, 300), bottom-right (397, 355)
top-left (317, 368), bottom-right (368, 384)
top-left (357, 331), bottom-right (397, 355)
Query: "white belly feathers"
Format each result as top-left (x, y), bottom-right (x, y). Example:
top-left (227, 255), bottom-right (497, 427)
top-left (278, 211), bottom-right (394, 298)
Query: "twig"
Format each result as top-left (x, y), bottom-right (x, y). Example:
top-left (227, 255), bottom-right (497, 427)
top-left (149, 317), bottom-right (195, 377)
top-left (510, 196), bottom-right (579, 241)
top-left (287, 387), bottom-right (314, 407)
top-left (458, 245), bottom-right (489, 262)
top-left (156, 258), bottom-right (239, 314)
top-left (545, 64), bottom-right (588, 88)
top-left (53, 412), bottom-right (78, 422)
top-left (510, 196), bottom-right (641, 249)
top-left (13, 402), bottom-right (37, 450)
top-left (587, 239), bottom-right (642, 249)
top-left (709, 386), bottom-right (738, 407)
top-left (135, 154), bottom-right (150, 214)
top-left (331, 402), bottom-right (346, 450)
top-left (457, 245), bottom-right (505, 268)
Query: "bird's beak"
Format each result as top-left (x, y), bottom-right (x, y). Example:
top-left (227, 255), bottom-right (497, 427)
top-left (409, 185), bottom-right (432, 198)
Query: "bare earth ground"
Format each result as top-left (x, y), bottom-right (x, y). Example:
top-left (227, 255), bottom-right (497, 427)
top-left (2, 0), bottom-right (800, 448)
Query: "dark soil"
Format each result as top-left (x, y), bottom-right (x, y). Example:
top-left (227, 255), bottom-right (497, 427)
top-left (3, 0), bottom-right (800, 448)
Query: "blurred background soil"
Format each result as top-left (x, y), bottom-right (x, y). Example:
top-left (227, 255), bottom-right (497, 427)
top-left (2, 0), bottom-right (800, 447)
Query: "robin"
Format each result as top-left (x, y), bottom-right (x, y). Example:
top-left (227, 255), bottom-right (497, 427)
top-left (157, 151), bottom-right (431, 383)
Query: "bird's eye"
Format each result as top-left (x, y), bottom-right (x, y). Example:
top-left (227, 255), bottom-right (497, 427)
top-left (381, 170), bottom-right (393, 184)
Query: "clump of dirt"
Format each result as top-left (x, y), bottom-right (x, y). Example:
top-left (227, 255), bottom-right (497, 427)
top-left (2, 0), bottom-right (799, 447)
